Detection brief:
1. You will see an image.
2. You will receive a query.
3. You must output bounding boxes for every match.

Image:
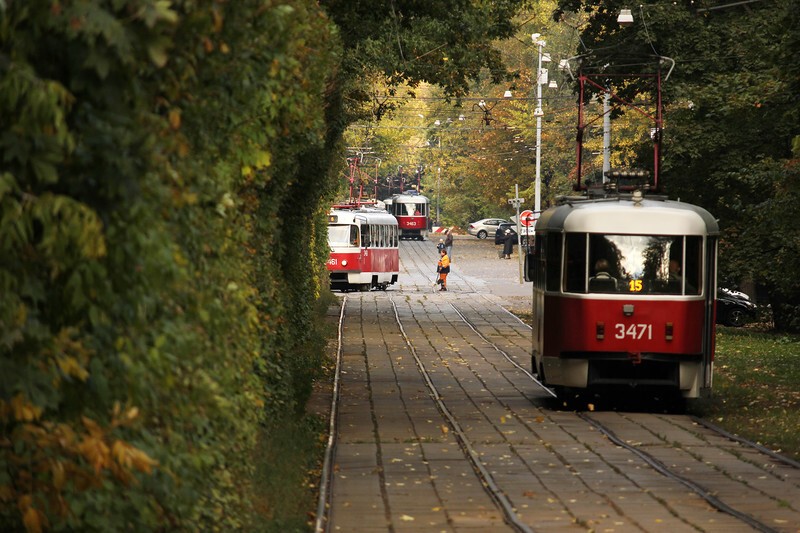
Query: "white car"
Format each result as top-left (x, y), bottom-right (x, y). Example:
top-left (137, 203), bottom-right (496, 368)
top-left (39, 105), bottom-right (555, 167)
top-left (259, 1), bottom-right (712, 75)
top-left (467, 218), bottom-right (508, 239)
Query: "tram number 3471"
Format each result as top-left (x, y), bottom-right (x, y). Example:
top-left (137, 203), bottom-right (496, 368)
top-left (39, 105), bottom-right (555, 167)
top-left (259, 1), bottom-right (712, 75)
top-left (614, 323), bottom-right (653, 340)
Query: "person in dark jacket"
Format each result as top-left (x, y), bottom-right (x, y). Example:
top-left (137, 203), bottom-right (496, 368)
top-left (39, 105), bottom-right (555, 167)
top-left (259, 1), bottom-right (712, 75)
top-left (502, 227), bottom-right (514, 259)
top-left (444, 229), bottom-right (453, 261)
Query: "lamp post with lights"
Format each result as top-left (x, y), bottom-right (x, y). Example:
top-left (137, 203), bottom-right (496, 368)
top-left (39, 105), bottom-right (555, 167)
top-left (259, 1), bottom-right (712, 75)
top-left (532, 33), bottom-right (550, 219)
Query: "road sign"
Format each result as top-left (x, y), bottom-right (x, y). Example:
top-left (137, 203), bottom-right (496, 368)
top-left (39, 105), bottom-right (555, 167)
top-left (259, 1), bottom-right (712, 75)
top-left (520, 209), bottom-right (536, 227)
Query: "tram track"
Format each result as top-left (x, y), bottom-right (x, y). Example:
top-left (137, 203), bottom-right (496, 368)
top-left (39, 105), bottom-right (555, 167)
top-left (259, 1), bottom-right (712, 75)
top-left (314, 296), bottom-right (346, 533)
top-left (317, 241), bottom-right (800, 531)
top-left (450, 300), bottom-right (798, 533)
top-left (388, 296), bottom-right (534, 533)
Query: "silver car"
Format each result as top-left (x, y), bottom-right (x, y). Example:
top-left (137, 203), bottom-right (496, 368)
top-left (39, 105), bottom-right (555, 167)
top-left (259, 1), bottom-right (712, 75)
top-left (467, 218), bottom-right (509, 239)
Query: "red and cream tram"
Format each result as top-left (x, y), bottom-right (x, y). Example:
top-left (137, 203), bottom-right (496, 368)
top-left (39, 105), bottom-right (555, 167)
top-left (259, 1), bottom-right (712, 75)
top-left (529, 191), bottom-right (719, 399)
top-left (388, 192), bottom-right (430, 240)
top-left (327, 207), bottom-right (400, 291)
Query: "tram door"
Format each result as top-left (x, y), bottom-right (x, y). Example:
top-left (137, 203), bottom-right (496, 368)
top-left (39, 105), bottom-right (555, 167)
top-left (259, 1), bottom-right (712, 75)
top-left (700, 236), bottom-right (719, 394)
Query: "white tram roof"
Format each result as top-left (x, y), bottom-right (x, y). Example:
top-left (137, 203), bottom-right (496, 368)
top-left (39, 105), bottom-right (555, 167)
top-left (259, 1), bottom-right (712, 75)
top-left (329, 207), bottom-right (397, 226)
top-left (537, 197), bottom-right (719, 236)
top-left (391, 192), bottom-right (430, 203)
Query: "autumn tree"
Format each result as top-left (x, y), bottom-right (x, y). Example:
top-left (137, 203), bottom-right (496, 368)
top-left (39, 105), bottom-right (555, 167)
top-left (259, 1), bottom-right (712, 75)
top-left (555, 0), bottom-right (800, 330)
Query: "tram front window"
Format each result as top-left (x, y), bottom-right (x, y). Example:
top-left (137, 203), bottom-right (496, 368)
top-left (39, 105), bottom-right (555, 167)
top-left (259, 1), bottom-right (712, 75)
top-left (328, 224), bottom-right (359, 247)
top-left (402, 203), bottom-right (425, 216)
top-left (564, 233), bottom-right (702, 295)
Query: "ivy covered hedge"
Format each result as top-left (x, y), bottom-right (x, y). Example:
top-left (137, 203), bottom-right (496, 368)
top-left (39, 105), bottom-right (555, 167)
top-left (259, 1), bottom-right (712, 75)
top-left (1, 1), bottom-right (339, 530)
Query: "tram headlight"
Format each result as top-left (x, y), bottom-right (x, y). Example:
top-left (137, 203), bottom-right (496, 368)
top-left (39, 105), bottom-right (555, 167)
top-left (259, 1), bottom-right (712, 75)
top-left (341, 260), bottom-right (348, 267)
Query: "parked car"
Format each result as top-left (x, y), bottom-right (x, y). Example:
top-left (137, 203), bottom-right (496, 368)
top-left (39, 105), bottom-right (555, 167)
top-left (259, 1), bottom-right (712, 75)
top-left (467, 218), bottom-right (508, 239)
top-left (716, 288), bottom-right (757, 327)
top-left (494, 223), bottom-right (519, 245)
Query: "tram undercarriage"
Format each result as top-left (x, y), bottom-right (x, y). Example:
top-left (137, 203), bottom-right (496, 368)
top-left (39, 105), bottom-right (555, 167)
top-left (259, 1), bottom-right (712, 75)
top-left (536, 353), bottom-right (705, 399)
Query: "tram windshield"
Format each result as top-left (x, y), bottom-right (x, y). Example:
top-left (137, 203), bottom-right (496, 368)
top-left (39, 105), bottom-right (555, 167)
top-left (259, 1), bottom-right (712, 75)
top-left (328, 224), bottom-right (359, 247)
top-left (395, 202), bottom-right (426, 216)
top-left (564, 233), bottom-right (702, 295)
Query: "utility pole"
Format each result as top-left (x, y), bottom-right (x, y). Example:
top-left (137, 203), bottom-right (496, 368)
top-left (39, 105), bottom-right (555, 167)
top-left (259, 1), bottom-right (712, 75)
top-left (436, 167), bottom-right (441, 226)
top-left (603, 93), bottom-right (611, 182)
top-left (508, 184), bottom-right (525, 284)
top-left (532, 34), bottom-right (548, 218)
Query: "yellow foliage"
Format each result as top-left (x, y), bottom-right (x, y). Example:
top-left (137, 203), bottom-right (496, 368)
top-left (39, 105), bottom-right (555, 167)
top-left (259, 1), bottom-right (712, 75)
top-left (173, 250), bottom-right (188, 267)
top-left (10, 394), bottom-right (43, 422)
top-left (252, 150), bottom-right (272, 170)
top-left (55, 356), bottom-right (89, 382)
top-left (78, 435), bottom-right (111, 474)
top-left (49, 328), bottom-right (92, 382)
top-left (51, 460), bottom-right (66, 490)
top-left (168, 109), bottom-right (181, 130)
top-left (112, 440), bottom-right (158, 474)
top-left (22, 505), bottom-right (44, 533)
top-left (211, 7), bottom-right (224, 33)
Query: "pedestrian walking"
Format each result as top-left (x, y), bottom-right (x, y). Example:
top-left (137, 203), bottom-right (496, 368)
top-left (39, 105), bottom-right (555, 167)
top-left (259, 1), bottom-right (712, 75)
top-left (444, 229), bottom-right (453, 261)
top-left (502, 227), bottom-right (514, 259)
top-left (436, 248), bottom-right (450, 291)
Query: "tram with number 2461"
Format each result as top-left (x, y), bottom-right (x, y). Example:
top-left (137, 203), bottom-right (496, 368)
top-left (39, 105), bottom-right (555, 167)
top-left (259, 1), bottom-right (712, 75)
top-left (327, 207), bottom-right (399, 292)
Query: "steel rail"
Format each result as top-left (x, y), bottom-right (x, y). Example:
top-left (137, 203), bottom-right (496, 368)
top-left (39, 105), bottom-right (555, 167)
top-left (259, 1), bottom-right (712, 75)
top-left (450, 302), bottom-right (785, 533)
top-left (314, 295), bottom-right (347, 533)
top-left (449, 303), bottom-right (556, 399)
top-left (578, 413), bottom-right (780, 533)
top-left (389, 297), bottom-right (534, 533)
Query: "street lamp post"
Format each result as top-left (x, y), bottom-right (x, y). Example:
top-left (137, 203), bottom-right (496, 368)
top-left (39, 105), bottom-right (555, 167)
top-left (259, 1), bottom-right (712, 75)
top-left (436, 166), bottom-right (441, 225)
top-left (532, 33), bottom-right (550, 218)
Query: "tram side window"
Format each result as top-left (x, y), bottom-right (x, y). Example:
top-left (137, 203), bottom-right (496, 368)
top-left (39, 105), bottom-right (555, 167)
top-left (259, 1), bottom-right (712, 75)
top-left (681, 236), bottom-right (702, 295)
top-left (546, 235), bottom-right (562, 292)
top-left (361, 224), bottom-right (370, 247)
top-left (564, 233), bottom-right (587, 293)
top-left (350, 225), bottom-right (359, 247)
top-left (380, 225), bottom-right (386, 247)
top-left (533, 235), bottom-right (545, 288)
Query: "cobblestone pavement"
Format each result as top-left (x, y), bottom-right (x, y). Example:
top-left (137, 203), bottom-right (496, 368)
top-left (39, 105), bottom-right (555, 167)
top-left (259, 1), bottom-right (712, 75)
top-left (321, 237), bottom-right (800, 533)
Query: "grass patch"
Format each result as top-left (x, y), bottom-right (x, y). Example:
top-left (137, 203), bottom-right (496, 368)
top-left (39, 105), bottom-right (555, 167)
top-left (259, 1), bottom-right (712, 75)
top-left (253, 413), bottom-right (326, 532)
top-left (252, 290), bottom-right (340, 532)
top-left (688, 326), bottom-right (800, 461)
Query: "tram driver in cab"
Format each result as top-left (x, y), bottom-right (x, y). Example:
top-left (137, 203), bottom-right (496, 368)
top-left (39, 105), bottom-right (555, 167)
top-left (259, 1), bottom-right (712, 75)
top-left (589, 258), bottom-right (618, 292)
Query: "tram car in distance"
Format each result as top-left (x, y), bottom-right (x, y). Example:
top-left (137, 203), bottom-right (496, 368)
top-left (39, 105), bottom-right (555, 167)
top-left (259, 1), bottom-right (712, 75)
top-left (528, 191), bottom-right (719, 400)
top-left (327, 207), bottom-right (399, 291)
top-left (387, 191), bottom-right (430, 240)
